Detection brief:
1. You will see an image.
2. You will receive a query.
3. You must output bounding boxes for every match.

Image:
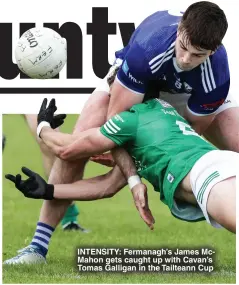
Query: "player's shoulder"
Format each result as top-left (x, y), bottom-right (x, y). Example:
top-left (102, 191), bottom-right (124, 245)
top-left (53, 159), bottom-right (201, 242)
top-left (132, 10), bottom-right (179, 60)
top-left (202, 45), bottom-right (229, 86)
top-left (112, 109), bottom-right (139, 127)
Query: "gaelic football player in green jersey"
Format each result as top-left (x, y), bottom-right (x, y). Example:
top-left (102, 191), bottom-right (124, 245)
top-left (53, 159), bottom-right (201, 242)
top-left (4, 96), bottom-right (237, 264)
top-left (6, 98), bottom-right (237, 238)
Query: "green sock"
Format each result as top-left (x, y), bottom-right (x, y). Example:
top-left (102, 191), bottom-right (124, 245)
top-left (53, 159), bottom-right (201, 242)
top-left (61, 204), bottom-right (80, 227)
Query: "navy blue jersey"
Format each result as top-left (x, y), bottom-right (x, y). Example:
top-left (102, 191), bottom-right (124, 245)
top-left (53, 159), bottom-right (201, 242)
top-left (115, 10), bottom-right (230, 115)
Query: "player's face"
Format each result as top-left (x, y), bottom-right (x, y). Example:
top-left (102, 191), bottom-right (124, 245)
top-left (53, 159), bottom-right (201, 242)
top-left (175, 31), bottom-right (212, 71)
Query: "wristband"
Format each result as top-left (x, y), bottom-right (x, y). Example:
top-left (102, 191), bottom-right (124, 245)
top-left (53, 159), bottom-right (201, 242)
top-left (128, 175), bottom-right (141, 190)
top-left (37, 121), bottom-right (51, 138)
top-left (44, 184), bottom-right (54, 200)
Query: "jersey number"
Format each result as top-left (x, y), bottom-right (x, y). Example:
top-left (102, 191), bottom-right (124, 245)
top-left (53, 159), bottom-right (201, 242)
top-left (176, 120), bottom-right (200, 137)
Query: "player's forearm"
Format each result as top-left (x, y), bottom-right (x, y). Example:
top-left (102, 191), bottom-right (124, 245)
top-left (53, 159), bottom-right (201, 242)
top-left (112, 147), bottom-right (138, 179)
top-left (59, 128), bottom-right (116, 161)
top-left (40, 127), bottom-right (77, 157)
top-left (53, 166), bottom-right (127, 200)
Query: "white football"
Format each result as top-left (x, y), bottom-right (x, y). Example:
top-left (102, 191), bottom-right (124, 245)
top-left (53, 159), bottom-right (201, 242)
top-left (15, 27), bottom-right (67, 79)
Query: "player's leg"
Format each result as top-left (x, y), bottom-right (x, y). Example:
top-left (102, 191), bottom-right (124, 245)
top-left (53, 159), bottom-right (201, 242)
top-left (204, 105), bottom-right (239, 152)
top-left (24, 114), bottom-right (83, 231)
top-left (36, 59), bottom-right (120, 229)
top-left (4, 61), bottom-right (119, 264)
top-left (24, 114), bottom-right (55, 177)
top-left (188, 150), bottom-right (237, 233)
top-left (206, 177), bottom-right (235, 233)
top-left (201, 92), bottom-right (239, 151)
top-left (39, 89), bottom-right (111, 226)
top-left (3, 166), bottom-right (125, 264)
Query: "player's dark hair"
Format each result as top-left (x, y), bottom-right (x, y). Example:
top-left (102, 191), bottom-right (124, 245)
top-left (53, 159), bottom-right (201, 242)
top-left (179, 1), bottom-right (228, 51)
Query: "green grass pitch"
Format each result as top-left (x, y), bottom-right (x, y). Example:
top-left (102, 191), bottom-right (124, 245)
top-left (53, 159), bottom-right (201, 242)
top-left (2, 114), bottom-right (236, 284)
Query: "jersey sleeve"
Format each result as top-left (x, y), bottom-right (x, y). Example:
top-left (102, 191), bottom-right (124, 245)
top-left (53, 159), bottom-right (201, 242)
top-left (187, 46), bottom-right (230, 116)
top-left (100, 110), bottom-right (138, 145)
top-left (116, 43), bottom-right (152, 95)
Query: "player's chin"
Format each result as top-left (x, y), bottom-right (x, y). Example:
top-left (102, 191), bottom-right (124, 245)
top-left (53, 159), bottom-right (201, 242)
top-left (179, 65), bottom-right (193, 71)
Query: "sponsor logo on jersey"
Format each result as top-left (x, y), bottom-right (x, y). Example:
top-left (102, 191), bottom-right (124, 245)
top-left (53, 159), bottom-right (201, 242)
top-left (128, 73), bottom-right (143, 84)
top-left (122, 60), bottom-right (129, 75)
top-left (201, 98), bottom-right (225, 109)
top-left (167, 172), bottom-right (175, 183)
top-left (122, 60), bottom-right (143, 85)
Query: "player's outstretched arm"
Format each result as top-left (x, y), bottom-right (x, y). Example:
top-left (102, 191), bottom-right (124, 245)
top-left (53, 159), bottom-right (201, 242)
top-left (58, 128), bottom-right (117, 161)
top-left (112, 148), bottom-right (155, 230)
top-left (5, 166), bottom-right (126, 201)
top-left (37, 98), bottom-right (117, 160)
top-left (39, 127), bottom-right (117, 161)
top-left (39, 127), bottom-right (79, 157)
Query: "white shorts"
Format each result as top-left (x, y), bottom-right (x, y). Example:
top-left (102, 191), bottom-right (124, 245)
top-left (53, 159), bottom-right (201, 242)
top-left (94, 58), bottom-right (238, 115)
top-left (190, 150), bottom-right (238, 228)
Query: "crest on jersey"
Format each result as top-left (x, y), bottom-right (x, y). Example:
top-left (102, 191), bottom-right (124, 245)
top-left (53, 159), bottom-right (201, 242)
top-left (184, 82), bottom-right (193, 93)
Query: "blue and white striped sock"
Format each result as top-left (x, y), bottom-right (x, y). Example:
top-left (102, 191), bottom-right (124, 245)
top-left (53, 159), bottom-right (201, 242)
top-left (30, 222), bottom-right (55, 257)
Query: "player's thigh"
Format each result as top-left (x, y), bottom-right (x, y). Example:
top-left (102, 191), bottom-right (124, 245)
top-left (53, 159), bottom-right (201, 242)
top-left (204, 107), bottom-right (239, 151)
top-left (175, 172), bottom-right (197, 205)
top-left (207, 176), bottom-right (236, 232)
top-left (72, 58), bottom-right (123, 134)
top-left (190, 149), bottom-right (238, 228)
top-left (204, 92), bottom-right (239, 151)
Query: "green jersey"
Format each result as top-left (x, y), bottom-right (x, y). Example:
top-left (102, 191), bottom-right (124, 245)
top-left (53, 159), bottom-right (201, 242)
top-left (100, 99), bottom-right (216, 220)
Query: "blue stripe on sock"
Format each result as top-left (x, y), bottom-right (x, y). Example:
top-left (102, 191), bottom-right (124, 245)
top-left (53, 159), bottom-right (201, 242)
top-left (31, 242), bottom-right (47, 256)
top-left (37, 222), bottom-right (55, 232)
top-left (36, 229), bottom-right (51, 238)
top-left (30, 222), bottom-right (55, 257)
top-left (33, 236), bottom-right (49, 245)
